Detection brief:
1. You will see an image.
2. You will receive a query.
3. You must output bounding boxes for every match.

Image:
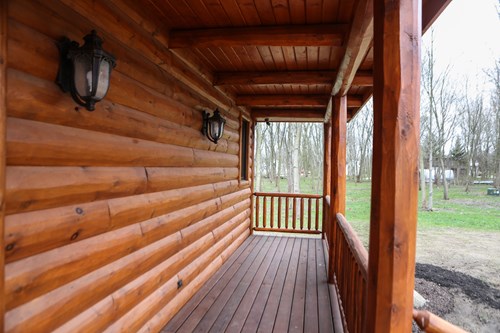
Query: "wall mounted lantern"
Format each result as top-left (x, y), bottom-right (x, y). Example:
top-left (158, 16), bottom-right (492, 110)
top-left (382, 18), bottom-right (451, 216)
top-left (202, 109), bottom-right (226, 144)
top-left (57, 30), bottom-right (116, 111)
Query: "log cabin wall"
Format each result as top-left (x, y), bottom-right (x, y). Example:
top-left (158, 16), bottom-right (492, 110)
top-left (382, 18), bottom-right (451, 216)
top-left (3, 0), bottom-right (253, 332)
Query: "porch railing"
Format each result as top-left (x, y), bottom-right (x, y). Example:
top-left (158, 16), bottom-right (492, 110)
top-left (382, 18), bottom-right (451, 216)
top-left (326, 210), bottom-right (467, 333)
top-left (332, 212), bottom-right (368, 333)
top-left (253, 192), bottom-right (322, 234)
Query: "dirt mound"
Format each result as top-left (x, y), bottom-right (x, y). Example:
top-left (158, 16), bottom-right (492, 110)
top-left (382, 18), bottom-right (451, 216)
top-left (416, 263), bottom-right (500, 310)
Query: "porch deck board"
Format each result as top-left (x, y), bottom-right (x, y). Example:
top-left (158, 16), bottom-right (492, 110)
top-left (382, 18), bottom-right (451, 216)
top-left (162, 235), bottom-right (336, 333)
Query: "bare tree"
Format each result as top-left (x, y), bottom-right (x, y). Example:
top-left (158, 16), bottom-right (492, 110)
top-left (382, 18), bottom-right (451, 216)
top-left (486, 58), bottom-right (500, 188)
top-left (422, 33), bottom-right (436, 209)
top-left (460, 84), bottom-right (486, 192)
top-left (347, 101), bottom-right (373, 182)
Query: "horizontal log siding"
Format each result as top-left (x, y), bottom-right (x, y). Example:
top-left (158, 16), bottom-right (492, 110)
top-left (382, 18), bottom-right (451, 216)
top-left (4, 0), bottom-right (251, 332)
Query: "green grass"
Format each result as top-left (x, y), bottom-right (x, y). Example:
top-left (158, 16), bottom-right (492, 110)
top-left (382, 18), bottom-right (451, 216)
top-left (346, 181), bottom-right (500, 243)
top-left (258, 177), bottom-right (323, 194)
top-left (256, 178), bottom-right (500, 240)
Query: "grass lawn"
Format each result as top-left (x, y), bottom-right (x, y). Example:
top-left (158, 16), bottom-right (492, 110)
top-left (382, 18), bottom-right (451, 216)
top-left (258, 178), bottom-right (500, 240)
top-left (346, 181), bottom-right (500, 243)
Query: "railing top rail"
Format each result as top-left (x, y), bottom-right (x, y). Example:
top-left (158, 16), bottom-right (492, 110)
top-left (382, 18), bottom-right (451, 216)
top-left (413, 309), bottom-right (468, 333)
top-left (253, 192), bottom-right (323, 199)
top-left (336, 213), bottom-right (368, 280)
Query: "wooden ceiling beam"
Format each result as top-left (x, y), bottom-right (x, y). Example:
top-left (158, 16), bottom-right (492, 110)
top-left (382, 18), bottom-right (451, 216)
top-left (236, 94), bottom-right (362, 110)
top-left (331, 0), bottom-right (374, 97)
top-left (252, 108), bottom-right (325, 121)
top-left (351, 70), bottom-right (373, 87)
top-left (236, 94), bottom-right (329, 107)
top-left (169, 24), bottom-right (348, 48)
top-left (347, 95), bottom-right (364, 108)
top-left (215, 71), bottom-right (337, 86)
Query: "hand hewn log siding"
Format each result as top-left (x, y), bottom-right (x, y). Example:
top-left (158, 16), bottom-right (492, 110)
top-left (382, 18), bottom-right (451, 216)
top-left (5, 185), bottom-right (250, 263)
top-left (4, 0), bottom-right (251, 330)
top-left (9, 0), bottom-right (235, 110)
top-left (7, 70), bottom-right (240, 149)
top-left (6, 166), bottom-right (148, 214)
top-left (5, 215), bottom-right (250, 333)
top-left (6, 166), bottom-right (239, 214)
top-left (107, 222), bottom-right (251, 333)
top-left (7, 118), bottom-right (240, 167)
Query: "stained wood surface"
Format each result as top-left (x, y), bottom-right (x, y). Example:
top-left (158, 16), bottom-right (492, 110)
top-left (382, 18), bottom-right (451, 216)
top-left (328, 95), bottom-right (346, 283)
top-left (4, 0), bottom-right (251, 331)
top-left (169, 24), bottom-right (348, 48)
top-left (0, 0), bottom-right (7, 330)
top-left (367, 0), bottom-right (421, 332)
top-left (162, 235), bottom-right (335, 333)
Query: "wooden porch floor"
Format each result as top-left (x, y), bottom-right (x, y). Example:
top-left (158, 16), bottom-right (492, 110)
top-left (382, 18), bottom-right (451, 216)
top-left (162, 235), bottom-right (336, 333)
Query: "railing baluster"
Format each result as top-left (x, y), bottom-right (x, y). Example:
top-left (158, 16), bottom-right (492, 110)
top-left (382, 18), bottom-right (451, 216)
top-left (292, 198), bottom-right (297, 230)
top-left (270, 196), bottom-right (274, 229)
top-left (263, 196), bottom-right (267, 228)
top-left (307, 198), bottom-right (312, 230)
top-left (252, 192), bottom-right (323, 234)
top-left (315, 198), bottom-right (319, 232)
top-left (285, 197), bottom-right (290, 229)
top-left (300, 198), bottom-right (304, 230)
top-left (277, 197), bottom-right (282, 229)
top-left (255, 195), bottom-right (260, 228)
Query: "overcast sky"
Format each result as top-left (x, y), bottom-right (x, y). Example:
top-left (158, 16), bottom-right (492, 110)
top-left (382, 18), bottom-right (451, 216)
top-left (423, 0), bottom-right (500, 90)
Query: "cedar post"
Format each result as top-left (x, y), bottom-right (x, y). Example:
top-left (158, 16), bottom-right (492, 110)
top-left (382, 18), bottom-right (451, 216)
top-left (328, 95), bottom-right (346, 283)
top-left (367, 0), bottom-right (421, 332)
top-left (249, 121), bottom-right (255, 235)
top-left (0, 0), bottom-right (6, 330)
top-left (322, 120), bottom-right (331, 239)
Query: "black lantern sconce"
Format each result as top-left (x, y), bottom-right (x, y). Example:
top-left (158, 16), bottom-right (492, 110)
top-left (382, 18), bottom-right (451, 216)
top-left (202, 109), bottom-right (226, 144)
top-left (57, 30), bottom-right (116, 111)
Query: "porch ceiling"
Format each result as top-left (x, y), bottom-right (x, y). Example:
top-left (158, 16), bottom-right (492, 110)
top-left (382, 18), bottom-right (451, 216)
top-left (135, 0), bottom-right (451, 122)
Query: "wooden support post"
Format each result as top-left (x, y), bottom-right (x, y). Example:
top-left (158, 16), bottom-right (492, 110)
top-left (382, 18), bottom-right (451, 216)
top-left (367, 0), bottom-right (421, 332)
top-left (328, 95), bottom-right (347, 283)
top-left (322, 121), bottom-right (332, 239)
top-left (0, 0), bottom-right (6, 330)
top-left (249, 122), bottom-right (255, 235)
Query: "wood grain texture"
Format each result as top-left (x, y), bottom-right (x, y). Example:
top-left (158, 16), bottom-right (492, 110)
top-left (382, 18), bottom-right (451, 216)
top-left (332, 0), bottom-right (373, 96)
top-left (6, 118), bottom-right (238, 167)
top-left (169, 236), bottom-right (334, 333)
top-left (251, 108), bottom-right (325, 122)
top-left (367, 1), bottom-right (421, 332)
top-left (328, 95), bottom-right (346, 283)
top-left (237, 94), bottom-right (329, 107)
top-left (4, 1), bottom-right (253, 332)
top-left (169, 24), bottom-right (348, 48)
top-left (6, 216), bottom-right (251, 333)
top-left (215, 70), bottom-right (337, 85)
top-left (0, 0), bottom-right (7, 330)
top-left (5, 183), bottom-right (248, 263)
top-left (5, 195), bottom-right (250, 311)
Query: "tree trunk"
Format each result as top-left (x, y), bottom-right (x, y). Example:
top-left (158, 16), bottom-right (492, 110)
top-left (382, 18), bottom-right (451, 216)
top-left (420, 149), bottom-right (427, 209)
top-left (440, 156), bottom-right (449, 200)
top-left (292, 124), bottom-right (301, 194)
top-left (428, 114), bottom-right (434, 211)
top-left (254, 125), bottom-right (263, 192)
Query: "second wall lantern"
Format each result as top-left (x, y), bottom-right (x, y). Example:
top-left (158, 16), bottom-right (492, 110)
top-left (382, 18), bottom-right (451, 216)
top-left (202, 109), bottom-right (226, 144)
top-left (57, 30), bottom-right (116, 111)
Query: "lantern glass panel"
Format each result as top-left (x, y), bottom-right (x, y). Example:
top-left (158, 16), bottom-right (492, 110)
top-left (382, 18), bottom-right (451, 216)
top-left (95, 59), bottom-right (110, 100)
top-left (73, 55), bottom-right (92, 97)
top-left (209, 120), bottom-right (220, 139)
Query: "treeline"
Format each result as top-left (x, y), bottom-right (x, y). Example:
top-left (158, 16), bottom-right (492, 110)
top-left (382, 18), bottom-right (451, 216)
top-left (254, 47), bottom-right (499, 205)
top-left (254, 122), bottom-right (323, 194)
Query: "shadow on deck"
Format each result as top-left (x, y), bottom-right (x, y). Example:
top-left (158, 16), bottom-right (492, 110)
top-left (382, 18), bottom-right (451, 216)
top-left (162, 235), bottom-right (339, 333)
